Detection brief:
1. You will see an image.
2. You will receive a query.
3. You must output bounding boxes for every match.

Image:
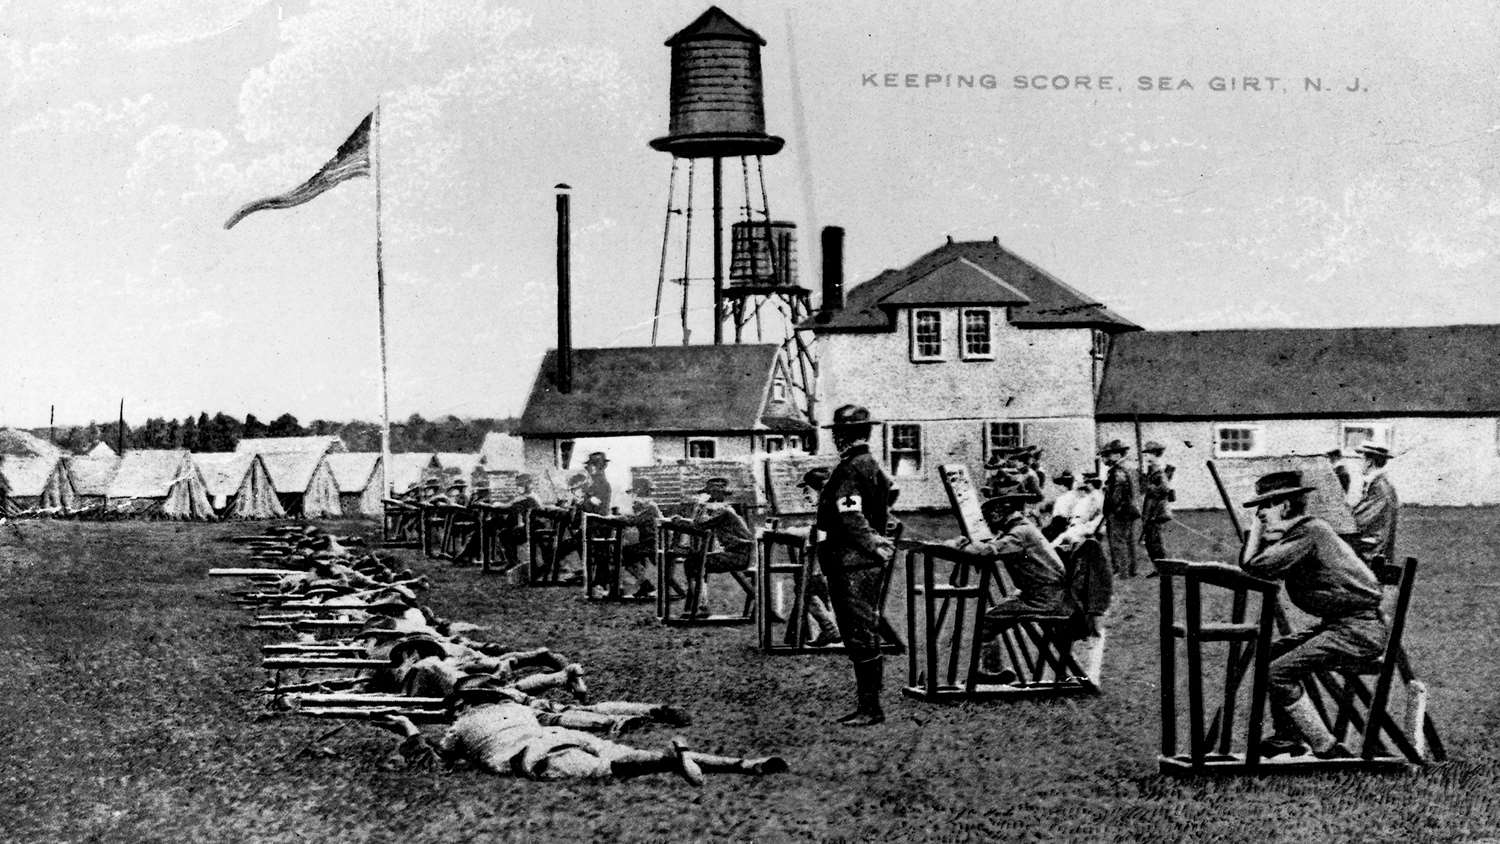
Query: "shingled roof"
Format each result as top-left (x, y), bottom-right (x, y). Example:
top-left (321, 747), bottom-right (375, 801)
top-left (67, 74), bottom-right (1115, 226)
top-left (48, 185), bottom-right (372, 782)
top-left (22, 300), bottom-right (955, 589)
top-left (518, 344), bottom-right (790, 437)
top-left (1097, 324), bottom-right (1500, 420)
top-left (805, 238), bottom-right (1139, 333)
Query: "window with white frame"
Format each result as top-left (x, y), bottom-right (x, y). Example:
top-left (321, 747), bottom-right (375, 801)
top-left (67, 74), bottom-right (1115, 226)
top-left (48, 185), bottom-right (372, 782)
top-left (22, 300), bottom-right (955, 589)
top-left (770, 375), bottom-right (788, 403)
top-left (687, 438), bottom-right (717, 460)
top-left (1341, 422), bottom-right (1391, 453)
top-left (763, 436), bottom-right (784, 454)
top-left (961, 309), bottom-right (993, 360)
top-left (985, 421), bottom-right (1023, 458)
top-left (888, 423), bottom-right (924, 476)
top-left (555, 440), bottom-right (576, 470)
top-left (1213, 425), bottom-right (1263, 457)
top-left (910, 309), bottom-right (944, 361)
top-left (785, 435), bottom-right (801, 451)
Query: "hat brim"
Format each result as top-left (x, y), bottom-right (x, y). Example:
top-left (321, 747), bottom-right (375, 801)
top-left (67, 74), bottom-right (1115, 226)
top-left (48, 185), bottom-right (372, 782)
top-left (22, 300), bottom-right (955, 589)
top-left (984, 493), bottom-right (1043, 506)
top-left (822, 418), bottom-right (881, 428)
top-left (1241, 485), bottom-right (1316, 508)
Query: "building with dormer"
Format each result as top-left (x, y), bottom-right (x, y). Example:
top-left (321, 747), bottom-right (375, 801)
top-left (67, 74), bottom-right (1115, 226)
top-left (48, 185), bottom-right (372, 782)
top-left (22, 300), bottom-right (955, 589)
top-left (804, 237), bottom-right (1139, 508)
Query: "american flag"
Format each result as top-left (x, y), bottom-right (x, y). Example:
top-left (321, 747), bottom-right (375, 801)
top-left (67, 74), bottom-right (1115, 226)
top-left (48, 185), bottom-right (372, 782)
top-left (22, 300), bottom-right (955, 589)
top-left (223, 113), bottom-right (371, 229)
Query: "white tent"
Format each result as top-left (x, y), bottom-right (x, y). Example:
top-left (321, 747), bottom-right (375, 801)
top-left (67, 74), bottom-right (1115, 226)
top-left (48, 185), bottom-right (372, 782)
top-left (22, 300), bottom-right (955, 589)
top-left (194, 452), bottom-right (284, 519)
top-left (435, 452), bottom-right (483, 483)
top-left (386, 453), bottom-right (440, 495)
top-left (1, 455), bottom-right (77, 514)
top-left (326, 452), bottom-right (384, 517)
top-left (235, 435), bottom-right (345, 456)
top-left (64, 454), bottom-right (121, 508)
top-left (259, 451), bottom-right (342, 518)
top-left (87, 441), bottom-right (117, 458)
top-left (106, 450), bottom-right (215, 520)
top-left (0, 428), bottom-right (63, 461)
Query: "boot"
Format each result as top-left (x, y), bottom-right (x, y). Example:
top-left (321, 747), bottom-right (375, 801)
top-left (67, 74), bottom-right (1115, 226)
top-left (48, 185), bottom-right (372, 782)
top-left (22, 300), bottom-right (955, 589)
top-left (842, 657), bottom-right (886, 727)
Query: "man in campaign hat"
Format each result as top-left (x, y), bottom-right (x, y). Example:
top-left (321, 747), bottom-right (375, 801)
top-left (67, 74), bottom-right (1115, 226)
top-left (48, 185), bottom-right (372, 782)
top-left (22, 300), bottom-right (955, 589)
top-left (580, 451), bottom-right (612, 517)
top-left (1098, 439), bottom-right (1141, 577)
top-left (1139, 441), bottom-right (1175, 563)
top-left (1239, 469), bottom-right (1386, 760)
top-left (815, 404), bottom-right (895, 726)
top-left (674, 477), bottom-right (754, 613)
top-left (1352, 442), bottom-right (1399, 563)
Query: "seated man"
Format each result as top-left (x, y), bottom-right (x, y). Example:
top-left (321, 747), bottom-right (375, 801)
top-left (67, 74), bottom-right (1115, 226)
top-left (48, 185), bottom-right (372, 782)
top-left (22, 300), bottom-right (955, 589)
top-left (376, 678), bottom-right (787, 785)
top-left (793, 467), bottom-right (843, 647)
top-left (951, 491), bottom-right (1072, 682)
top-left (494, 473), bottom-right (542, 569)
top-left (673, 477), bottom-right (754, 616)
top-left (1042, 471), bottom-right (1081, 540)
top-left (620, 477), bottom-right (663, 598)
top-left (1240, 469), bottom-right (1386, 760)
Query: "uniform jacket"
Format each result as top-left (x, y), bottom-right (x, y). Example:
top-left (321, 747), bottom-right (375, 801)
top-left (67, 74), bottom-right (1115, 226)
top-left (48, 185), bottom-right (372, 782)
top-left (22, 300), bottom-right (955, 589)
top-left (1352, 471), bottom-right (1398, 562)
top-left (1242, 515), bottom-right (1382, 619)
top-left (581, 472), bottom-right (612, 516)
top-left (815, 442), bottom-right (893, 573)
top-left (694, 501), bottom-right (754, 554)
top-left (1140, 463), bottom-right (1174, 524)
top-left (976, 513), bottom-right (1068, 612)
top-left (1103, 462), bottom-right (1140, 522)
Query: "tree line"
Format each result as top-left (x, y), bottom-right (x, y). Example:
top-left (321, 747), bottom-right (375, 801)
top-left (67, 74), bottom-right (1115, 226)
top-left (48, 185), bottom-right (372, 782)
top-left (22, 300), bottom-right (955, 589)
top-left (35, 413), bottom-right (519, 455)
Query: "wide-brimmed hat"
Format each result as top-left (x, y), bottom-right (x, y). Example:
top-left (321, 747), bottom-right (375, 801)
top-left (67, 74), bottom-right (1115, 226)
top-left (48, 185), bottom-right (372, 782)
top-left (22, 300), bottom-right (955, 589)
top-left (698, 477), bottom-right (732, 496)
top-left (1141, 441), bottom-right (1166, 455)
top-left (797, 467), bottom-right (831, 491)
top-left (822, 404), bottom-right (880, 428)
top-left (1054, 471), bottom-right (1076, 487)
top-left (980, 493), bottom-right (1040, 518)
top-left (388, 634), bottom-right (447, 666)
top-left (585, 451), bottom-right (610, 467)
top-left (421, 477), bottom-right (441, 489)
top-left (1355, 442), bottom-right (1393, 460)
top-left (1098, 439), bottom-right (1130, 456)
top-left (447, 476), bottom-right (468, 489)
top-left (1242, 470), bottom-right (1317, 508)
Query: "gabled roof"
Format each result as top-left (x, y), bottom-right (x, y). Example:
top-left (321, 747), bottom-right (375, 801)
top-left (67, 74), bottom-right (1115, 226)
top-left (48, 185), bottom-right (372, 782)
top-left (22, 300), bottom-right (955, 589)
top-left (258, 451), bottom-right (327, 494)
top-left (1, 455), bottom-right (67, 497)
top-left (1097, 324), bottom-right (1500, 420)
top-left (109, 450), bottom-right (195, 498)
top-left (326, 453), bottom-right (381, 492)
top-left (665, 6), bottom-right (765, 46)
top-left (518, 344), bottom-right (784, 437)
top-left (65, 454), bottom-right (121, 496)
top-left (0, 428), bottom-right (63, 460)
top-left (876, 256), bottom-right (1031, 308)
top-left (234, 435), bottom-right (344, 455)
top-left (194, 453), bottom-right (256, 498)
top-left (805, 239), bottom-right (1139, 333)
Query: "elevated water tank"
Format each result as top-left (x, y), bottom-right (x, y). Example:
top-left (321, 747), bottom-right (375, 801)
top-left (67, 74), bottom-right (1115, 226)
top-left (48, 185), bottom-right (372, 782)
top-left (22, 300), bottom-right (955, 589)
top-left (729, 221), bottom-right (798, 289)
top-left (649, 6), bottom-right (784, 159)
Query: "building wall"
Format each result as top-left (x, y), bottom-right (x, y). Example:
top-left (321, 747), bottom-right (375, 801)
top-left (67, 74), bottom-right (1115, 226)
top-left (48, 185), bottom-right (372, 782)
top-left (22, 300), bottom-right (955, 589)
top-left (1098, 416), bottom-right (1500, 508)
top-left (817, 307), bottom-right (1099, 507)
top-left (523, 433), bottom-right (761, 500)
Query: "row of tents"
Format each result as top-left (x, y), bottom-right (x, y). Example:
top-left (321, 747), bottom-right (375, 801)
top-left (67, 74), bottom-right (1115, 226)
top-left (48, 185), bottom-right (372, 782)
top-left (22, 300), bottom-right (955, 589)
top-left (0, 431), bottom-right (525, 521)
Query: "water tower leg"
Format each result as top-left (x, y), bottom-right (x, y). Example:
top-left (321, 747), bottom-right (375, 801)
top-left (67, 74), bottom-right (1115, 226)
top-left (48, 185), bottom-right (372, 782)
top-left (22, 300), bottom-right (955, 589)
top-left (713, 156), bottom-right (724, 345)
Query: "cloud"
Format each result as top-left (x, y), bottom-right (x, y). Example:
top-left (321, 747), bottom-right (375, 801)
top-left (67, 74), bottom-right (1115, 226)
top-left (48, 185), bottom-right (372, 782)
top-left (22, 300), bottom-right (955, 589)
top-left (11, 93), bottom-right (164, 137)
top-left (56, 0), bottom-right (273, 51)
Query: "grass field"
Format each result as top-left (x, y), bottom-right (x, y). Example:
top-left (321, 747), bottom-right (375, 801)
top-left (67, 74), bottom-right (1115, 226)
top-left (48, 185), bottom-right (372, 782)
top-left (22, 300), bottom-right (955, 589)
top-left (2, 508), bottom-right (1500, 843)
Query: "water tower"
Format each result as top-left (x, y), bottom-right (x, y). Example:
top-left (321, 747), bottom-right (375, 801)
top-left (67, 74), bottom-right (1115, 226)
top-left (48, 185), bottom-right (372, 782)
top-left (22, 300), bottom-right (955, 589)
top-left (649, 7), bottom-right (815, 418)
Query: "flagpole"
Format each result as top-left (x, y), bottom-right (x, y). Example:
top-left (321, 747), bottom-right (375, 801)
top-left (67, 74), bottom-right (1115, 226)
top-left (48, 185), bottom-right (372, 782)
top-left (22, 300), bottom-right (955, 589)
top-left (374, 99), bottom-right (393, 493)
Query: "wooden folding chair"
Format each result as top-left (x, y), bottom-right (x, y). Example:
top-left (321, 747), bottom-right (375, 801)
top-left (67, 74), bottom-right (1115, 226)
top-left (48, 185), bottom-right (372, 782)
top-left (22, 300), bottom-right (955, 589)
top-left (526, 506), bottom-right (576, 586)
top-left (657, 522), bottom-right (753, 626)
top-left (1155, 557), bottom-right (1432, 775)
top-left (758, 528), bottom-right (905, 656)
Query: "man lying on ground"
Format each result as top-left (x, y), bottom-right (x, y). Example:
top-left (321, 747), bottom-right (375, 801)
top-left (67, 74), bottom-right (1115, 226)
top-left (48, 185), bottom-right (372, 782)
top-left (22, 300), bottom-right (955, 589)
top-left (375, 676), bottom-right (785, 785)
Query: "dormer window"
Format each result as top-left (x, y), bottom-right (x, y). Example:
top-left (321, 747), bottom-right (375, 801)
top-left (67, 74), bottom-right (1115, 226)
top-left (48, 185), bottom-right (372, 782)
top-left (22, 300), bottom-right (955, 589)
top-left (910, 309), bottom-right (944, 361)
top-left (770, 375), bottom-right (788, 403)
top-left (961, 309), bottom-right (993, 360)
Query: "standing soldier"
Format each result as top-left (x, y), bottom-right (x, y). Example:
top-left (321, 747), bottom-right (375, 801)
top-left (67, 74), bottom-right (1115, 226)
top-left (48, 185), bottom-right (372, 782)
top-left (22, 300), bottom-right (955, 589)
top-left (1139, 441), bottom-right (1174, 563)
top-left (1099, 439), bottom-right (1140, 577)
top-left (816, 405), bottom-right (895, 727)
top-left (1352, 442), bottom-right (1399, 562)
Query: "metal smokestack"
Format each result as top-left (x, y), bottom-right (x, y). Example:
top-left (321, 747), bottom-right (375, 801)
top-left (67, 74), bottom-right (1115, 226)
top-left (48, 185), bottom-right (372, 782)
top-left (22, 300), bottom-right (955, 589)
top-left (819, 225), bottom-right (845, 316)
top-left (555, 183), bottom-right (573, 395)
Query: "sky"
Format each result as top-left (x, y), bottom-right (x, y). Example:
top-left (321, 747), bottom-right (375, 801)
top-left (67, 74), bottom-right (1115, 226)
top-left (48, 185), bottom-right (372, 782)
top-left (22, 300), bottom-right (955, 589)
top-left (2, 0), bottom-right (1496, 427)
